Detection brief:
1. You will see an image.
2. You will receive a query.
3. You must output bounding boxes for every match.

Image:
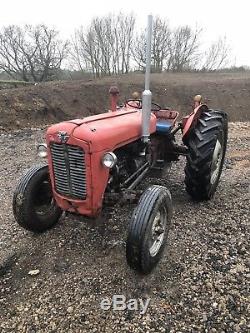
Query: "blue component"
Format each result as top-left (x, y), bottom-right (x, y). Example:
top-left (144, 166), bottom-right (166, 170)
top-left (156, 120), bottom-right (172, 134)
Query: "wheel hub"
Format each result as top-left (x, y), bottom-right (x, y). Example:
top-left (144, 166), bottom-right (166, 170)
top-left (149, 210), bottom-right (166, 257)
top-left (210, 139), bottom-right (223, 185)
top-left (33, 180), bottom-right (56, 215)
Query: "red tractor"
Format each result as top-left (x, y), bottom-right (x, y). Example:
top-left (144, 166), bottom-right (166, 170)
top-left (13, 16), bottom-right (228, 274)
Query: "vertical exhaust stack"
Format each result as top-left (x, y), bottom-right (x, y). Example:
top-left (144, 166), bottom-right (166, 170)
top-left (142, 15), bottom-right (153, 143)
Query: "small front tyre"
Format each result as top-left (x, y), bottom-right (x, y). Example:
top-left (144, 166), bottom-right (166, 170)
top-left (13, 165), bottom-right (62, 232)
top-left (126, 185), bottom-right (172, 274)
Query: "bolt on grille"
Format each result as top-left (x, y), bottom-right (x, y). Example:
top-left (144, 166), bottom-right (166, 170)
top-left (50, 143), bottom-right (87, 200)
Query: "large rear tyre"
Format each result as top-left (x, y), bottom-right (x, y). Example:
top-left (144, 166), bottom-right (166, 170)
top-left (126, 185), bottom-right (172, 274)
top-left (184, 110), bottom-right (228, 200)
top-left (13, 165), bottom-right (62, 232)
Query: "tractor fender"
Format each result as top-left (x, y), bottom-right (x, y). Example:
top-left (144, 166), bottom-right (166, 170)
top-left (182, 104), bottom-right (209, 141)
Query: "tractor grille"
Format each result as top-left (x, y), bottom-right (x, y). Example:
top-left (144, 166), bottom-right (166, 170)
top-left (50, 143), bottom-right (87, 200)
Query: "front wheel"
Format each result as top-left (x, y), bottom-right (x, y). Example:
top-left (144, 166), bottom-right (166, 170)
top-left (126, 185), bottom-right (172, 274)
top-left (13, 165), bottom-right (62, 232)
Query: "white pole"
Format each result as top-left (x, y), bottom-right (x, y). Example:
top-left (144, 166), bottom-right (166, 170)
top-left (142, 15), bottom-right (153, 143)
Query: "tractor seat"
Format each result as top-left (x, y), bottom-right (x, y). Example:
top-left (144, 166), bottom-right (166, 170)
top-left (156, 120), bottom-right (173, 134)
top-left (153, 109), bottom-right (178, 134)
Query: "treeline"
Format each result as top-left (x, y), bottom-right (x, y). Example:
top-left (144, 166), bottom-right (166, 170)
top-left (0, 13), bottom-right (232, 82)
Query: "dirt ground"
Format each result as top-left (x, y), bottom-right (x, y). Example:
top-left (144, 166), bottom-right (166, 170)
top-left (0, 72), bottom-right (250, 131)
top-left (0, 122), bottom-right (249, 332)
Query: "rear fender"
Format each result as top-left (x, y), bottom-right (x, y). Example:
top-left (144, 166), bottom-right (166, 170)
top-left (182, 104), bottom-right (209, 141)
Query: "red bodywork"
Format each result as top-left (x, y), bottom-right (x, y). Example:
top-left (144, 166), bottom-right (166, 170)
top-left (46, 108), bottom-right (156, 217)
top-left (46, 100), bottom-right (201, 217)
top-left (182, 104), bottom-right (209, 140)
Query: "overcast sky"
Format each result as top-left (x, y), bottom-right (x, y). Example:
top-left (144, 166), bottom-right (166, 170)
top-left (0, 0), bottom-right (249, 66)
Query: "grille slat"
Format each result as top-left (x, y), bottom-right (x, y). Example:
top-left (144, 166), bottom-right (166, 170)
top-left (50, 143), bottom-right (87, 200)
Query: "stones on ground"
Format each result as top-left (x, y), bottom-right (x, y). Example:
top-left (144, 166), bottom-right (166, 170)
top-left (28, 269), bottom-right (40, 276)
top-left (0, 122), bottom-right (249, 331)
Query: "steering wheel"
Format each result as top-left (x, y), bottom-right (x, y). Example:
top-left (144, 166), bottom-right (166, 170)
top-left (126, 99), bottom-right (161, 112)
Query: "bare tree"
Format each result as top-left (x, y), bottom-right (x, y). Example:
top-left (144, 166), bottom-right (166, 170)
top-left (71, 25), bottom-right (103, 77)
top-left (133, 19), bottom-right (201, 72)
top-left (202, 37), bottom-right (231, 70)
top-left (0, 26), bottom-right (29, 81)
top-left (119, 14), bottom-right (136, 73)
top-left (0, 25), bottom-right (68, 82)
top-left (152, 17), bottom-right (171, 72)
top-left (71, 13), bottom-right (135, 77)
top-left (168, 25), bottom-right (202, 71)
top-left (133, 17), bottom-right (171, 72)
top-left (132, 31), bottom-right (146, 71)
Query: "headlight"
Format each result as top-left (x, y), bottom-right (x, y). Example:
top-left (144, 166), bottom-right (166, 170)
top-left (37, 144), bottom-right (48, 158)
top-left (102, 152), bottom-right (117, 168)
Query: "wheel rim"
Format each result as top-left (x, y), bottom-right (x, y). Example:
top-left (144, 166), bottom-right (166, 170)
top-left (149, 207), bottom-right (167, 257)
top-left (33, 179), bottom-right (56, 216)
top-left (210, 137), bottom-right (223, 185)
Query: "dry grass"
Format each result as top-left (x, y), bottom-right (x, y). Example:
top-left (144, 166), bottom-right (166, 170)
top-left (0, 72), bottom-right (250, 129)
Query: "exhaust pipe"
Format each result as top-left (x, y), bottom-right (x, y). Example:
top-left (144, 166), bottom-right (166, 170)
top-left (142, 15), bottom-right (153, 143)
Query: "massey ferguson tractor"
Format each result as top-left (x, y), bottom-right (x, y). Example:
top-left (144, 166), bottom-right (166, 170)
top-left (13, 16), bottom-right (228, 274)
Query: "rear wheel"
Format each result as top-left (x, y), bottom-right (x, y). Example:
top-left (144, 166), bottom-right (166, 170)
top-left (126, 185), bottom-right (172, 274)
top-left (13, 165), bottom-right (62, 232)
top-left (184, 110), bottom-right (228, 200)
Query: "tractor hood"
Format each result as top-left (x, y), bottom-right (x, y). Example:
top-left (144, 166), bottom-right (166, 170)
top-left (46, 108), bottom-right (157, 153)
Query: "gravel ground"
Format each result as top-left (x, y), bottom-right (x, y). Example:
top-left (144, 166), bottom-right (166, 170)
top-left (0, 122), bottom-right (249, 333)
